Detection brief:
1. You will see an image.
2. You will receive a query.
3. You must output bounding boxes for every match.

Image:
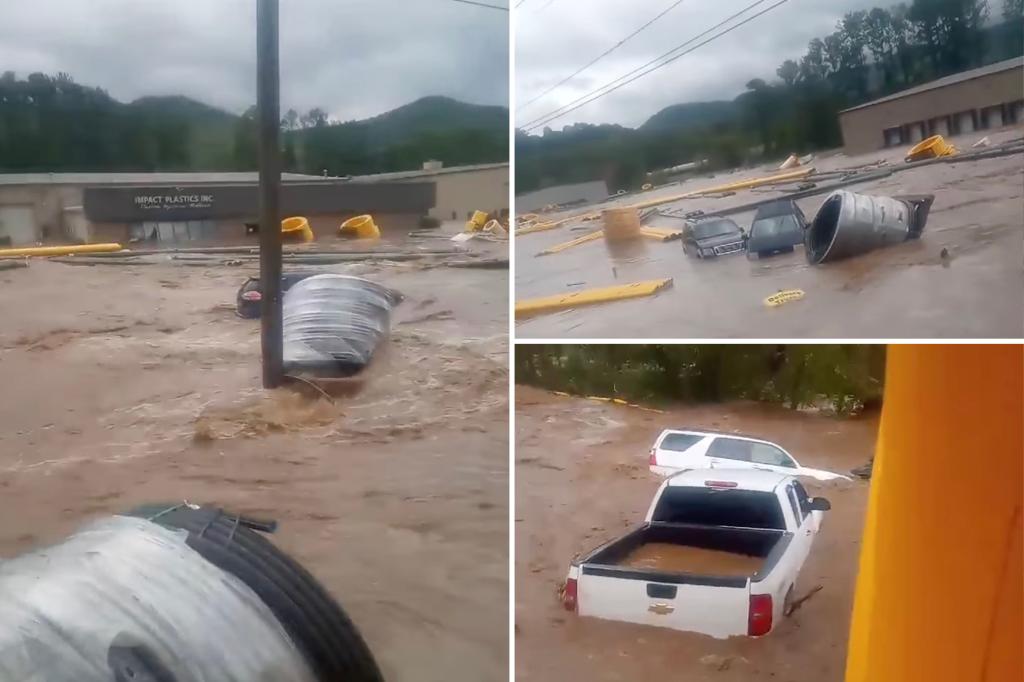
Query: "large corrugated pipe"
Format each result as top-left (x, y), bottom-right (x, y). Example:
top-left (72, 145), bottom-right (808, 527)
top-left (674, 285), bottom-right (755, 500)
top-left (806, 190), bottom-right (934, 264)
top-left (0, 504), bottom-right (383, 682)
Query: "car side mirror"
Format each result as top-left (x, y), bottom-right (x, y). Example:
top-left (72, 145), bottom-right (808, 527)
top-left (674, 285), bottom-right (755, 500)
top-left (808, 497), bottom-right (831, 512)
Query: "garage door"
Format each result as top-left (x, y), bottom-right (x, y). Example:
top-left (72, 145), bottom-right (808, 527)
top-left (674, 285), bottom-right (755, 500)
top-left (0, 206), bottom-right (36, 246)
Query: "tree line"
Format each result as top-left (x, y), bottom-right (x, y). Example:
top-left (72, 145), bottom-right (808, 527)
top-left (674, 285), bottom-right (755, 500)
top-left (0, 74), bottom-right (507, 175)
top-left (517, 0), bottom-right (1023, 193)
top-left (516, 345), bottom-right (886, 414)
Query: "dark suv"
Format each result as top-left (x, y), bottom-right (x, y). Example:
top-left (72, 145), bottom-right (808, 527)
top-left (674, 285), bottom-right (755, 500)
top-left (681, 216), bottom-right (746, 258)
top-left (746, 200), bottom-right (807, 259)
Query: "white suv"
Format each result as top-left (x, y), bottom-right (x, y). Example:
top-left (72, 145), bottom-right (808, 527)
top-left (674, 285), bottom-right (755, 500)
top-left (648, 429), bottom-right (850, 481)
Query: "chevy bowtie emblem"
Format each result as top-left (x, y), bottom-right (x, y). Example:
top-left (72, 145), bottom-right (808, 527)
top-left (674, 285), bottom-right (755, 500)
top-left (648, 603), bottom-right (674, 615)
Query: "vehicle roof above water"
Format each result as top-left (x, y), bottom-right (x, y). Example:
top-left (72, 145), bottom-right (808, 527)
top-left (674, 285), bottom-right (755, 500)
top-left (657, 427), bottom-right (778, 445)
top-left (665, 468), bottom-right (791, 492)
top-left (753, 199), bottom-right (800, 220)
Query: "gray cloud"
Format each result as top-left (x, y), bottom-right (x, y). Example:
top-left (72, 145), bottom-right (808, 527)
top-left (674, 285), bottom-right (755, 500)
top-left (515, 0), bottom-right (902, 129)
top-left (0, 0), bottom-right (509, 120)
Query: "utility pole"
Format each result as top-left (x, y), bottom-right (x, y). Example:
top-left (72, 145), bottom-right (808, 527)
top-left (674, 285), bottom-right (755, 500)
top-left (257, 0), bottom-right (283, 388)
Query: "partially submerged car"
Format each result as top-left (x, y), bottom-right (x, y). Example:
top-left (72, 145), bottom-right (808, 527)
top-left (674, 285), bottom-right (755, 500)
top-left (680, 216), bottom-right (746, 258)
top-left (746, 200), bottom-right (807, 259)
top-left (648, 428), bottom-right (851, 481)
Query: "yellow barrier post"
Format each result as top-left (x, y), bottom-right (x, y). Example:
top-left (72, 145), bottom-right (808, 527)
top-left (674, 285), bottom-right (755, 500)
top-left (0, 243), bottom-right (123, 259)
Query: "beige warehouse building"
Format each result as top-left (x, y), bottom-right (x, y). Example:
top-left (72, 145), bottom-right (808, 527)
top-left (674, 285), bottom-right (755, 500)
top-left (352, 161), bottom-right (509, 222)
top-left (839, 57), bottom-right (1024, 155)
top-left (0, 161), bottom-right (507, 246)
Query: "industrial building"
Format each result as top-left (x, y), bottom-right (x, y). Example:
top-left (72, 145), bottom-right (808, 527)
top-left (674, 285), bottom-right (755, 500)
top-left (350, 161), bottom-right (508, 222)
top-left (0, 161), bottom-right (507, 247)
top-left (516, 180), bottom-right (609, 212)
top-left (839, 56), bottom-right (1024, 155)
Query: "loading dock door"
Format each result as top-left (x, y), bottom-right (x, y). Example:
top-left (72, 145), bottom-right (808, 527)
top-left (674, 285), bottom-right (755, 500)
top-left (0, 206), bottom-right (36, 246)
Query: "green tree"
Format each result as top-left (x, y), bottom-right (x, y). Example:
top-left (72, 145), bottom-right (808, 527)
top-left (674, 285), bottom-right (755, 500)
top-left (910, 0), bottom-right (990, 72)
top-left (776, 59), bottom-right (799, 85)
top-left (232, 105), bottom-right (258, 170)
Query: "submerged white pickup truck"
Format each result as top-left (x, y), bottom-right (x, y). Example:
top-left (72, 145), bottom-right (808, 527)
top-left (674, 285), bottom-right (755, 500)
top-left (562, 468), bottom-right (830, 638)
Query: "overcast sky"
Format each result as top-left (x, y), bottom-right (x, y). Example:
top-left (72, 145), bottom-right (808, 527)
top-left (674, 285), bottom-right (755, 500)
top-left (0, 0), bottom-right (509, 121)
top-left (515, 0), bottom-right (1000, 131)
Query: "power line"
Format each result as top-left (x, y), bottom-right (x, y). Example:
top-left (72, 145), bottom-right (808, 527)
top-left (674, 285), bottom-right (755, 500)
top-left (445, 0), bottom-right (509, 10)
top-left (520, 0), bottom-right (774, 129)
top-left (521, 0), bottom-right (787, 132)
top-left (515, 0), bottom-right (528, 7)
top-left (517, 0), bottom-right (688, 112)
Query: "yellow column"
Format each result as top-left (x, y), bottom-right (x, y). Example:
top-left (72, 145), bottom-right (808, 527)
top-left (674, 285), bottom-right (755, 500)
top-left (846, 345), bottom-right (1022, 682)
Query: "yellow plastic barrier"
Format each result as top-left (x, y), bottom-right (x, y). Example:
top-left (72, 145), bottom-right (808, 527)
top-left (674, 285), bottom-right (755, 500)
top-left (339, 214), bottom-right (380, 240)
top-left (282, 216), bottom-right (314, 242)
top-left (763, 289), bottom-right (805, 307)
top-left (904, 134), bottom-right (957, 162)
top-left (0, 243), bottom-right (123, 259)
top-left (845, 345), bottom-right (1021, 682)
top-left (515, 278), bottom-right (673, 318)
top-left (465, 210), bottom-right (489, 232)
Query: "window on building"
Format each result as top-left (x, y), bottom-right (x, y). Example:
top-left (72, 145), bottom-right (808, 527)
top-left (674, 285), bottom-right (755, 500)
top-left (883, 126), bottom-right (903, 148)
top-left (129, 220), bottom-right (218, 243)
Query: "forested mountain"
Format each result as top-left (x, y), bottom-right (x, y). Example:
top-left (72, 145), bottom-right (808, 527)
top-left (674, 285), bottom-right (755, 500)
top-left (0, 75), bottom-right (508, 175)
top-left (516, 1), bottom-right (1023, 194)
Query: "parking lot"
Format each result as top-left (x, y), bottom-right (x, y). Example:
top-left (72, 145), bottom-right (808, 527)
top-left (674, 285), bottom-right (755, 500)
top-left (515, 130), bottom-right (1024, 338)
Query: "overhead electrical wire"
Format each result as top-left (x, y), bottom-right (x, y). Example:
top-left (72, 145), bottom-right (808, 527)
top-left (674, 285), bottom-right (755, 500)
top-left (445, 0), bottom-right (509, 10)
top-left (520, 0), bottom-right (788, 132)
top-left (517, 0), bottom-right (689, 111)
top-left (520, 0), bottom-right (778, 129)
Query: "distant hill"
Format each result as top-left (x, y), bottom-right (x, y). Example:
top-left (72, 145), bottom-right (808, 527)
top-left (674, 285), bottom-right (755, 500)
top-left (356, 96), bottom-right (508, 149)
top-left (128, 95), bottom-right (238, 168)
top-left (0, 73), bottom-right (508, 174)
top-left (640, 100), bottom-right (739, 133)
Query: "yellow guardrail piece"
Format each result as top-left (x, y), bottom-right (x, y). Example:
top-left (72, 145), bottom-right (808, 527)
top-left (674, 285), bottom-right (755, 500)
top-left (536, 230), bottom-right (603, 256)
top-left (515, 278), bottom-right (673, 318)
top-left (639, 226), bottom-right (682, 241)
top-left (516, 220), bottom-right (567, 236)
top-left (0, 243), bottom-right (123, 259)
top-left (764, 289), bottom-right (805, 307)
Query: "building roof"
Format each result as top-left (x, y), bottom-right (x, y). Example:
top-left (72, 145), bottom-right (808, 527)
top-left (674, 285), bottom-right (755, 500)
top-left (840, 57), bottom-right (1024, 114)
top-left (345, 162), bottom-right (508, 183)
top-left (0, 172), bottom-right (327, 186)
top-left (516, 180), bottom-right (609, 212)
top-left (0, 162), bottom-right (508, 187)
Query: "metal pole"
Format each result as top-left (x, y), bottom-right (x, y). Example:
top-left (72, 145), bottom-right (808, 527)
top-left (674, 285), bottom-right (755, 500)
top-left (257, 0), bottom-right (283, 388)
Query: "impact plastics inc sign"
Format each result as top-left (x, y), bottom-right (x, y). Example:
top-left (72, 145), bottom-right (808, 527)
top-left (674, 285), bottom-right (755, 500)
top-left (133, 193), bottom-right (215, 211)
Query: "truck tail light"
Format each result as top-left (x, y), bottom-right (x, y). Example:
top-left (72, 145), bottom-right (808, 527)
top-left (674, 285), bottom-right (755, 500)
top-left (748, 593), bottom-right (773, 636)
top-left (562, 577), bottom-right (578, 612)
top-left (648, 448), bottom-right (657, 466)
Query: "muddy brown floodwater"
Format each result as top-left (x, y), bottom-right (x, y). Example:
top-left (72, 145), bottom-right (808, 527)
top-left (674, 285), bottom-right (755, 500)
top-left (516, 128), bottom-right (1024, 338)
top-left (0, 246), bottom-right (508, 682)
top-left (514, 385), bottom-right (877, 682)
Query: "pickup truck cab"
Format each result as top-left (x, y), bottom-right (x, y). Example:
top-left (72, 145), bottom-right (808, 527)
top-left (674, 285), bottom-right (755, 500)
top-left (648, 428), bottom-right (850, 481)
top-left (563, 469), bottom-right (830, 638)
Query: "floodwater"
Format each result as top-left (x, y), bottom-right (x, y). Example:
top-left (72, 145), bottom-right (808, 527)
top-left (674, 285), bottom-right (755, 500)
top-left (0, 244), bottom-right (509, 682)
top-left (515, 129), bottom-right (1024, 338)
top-left (514, 385), bottom-right (876, 682)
